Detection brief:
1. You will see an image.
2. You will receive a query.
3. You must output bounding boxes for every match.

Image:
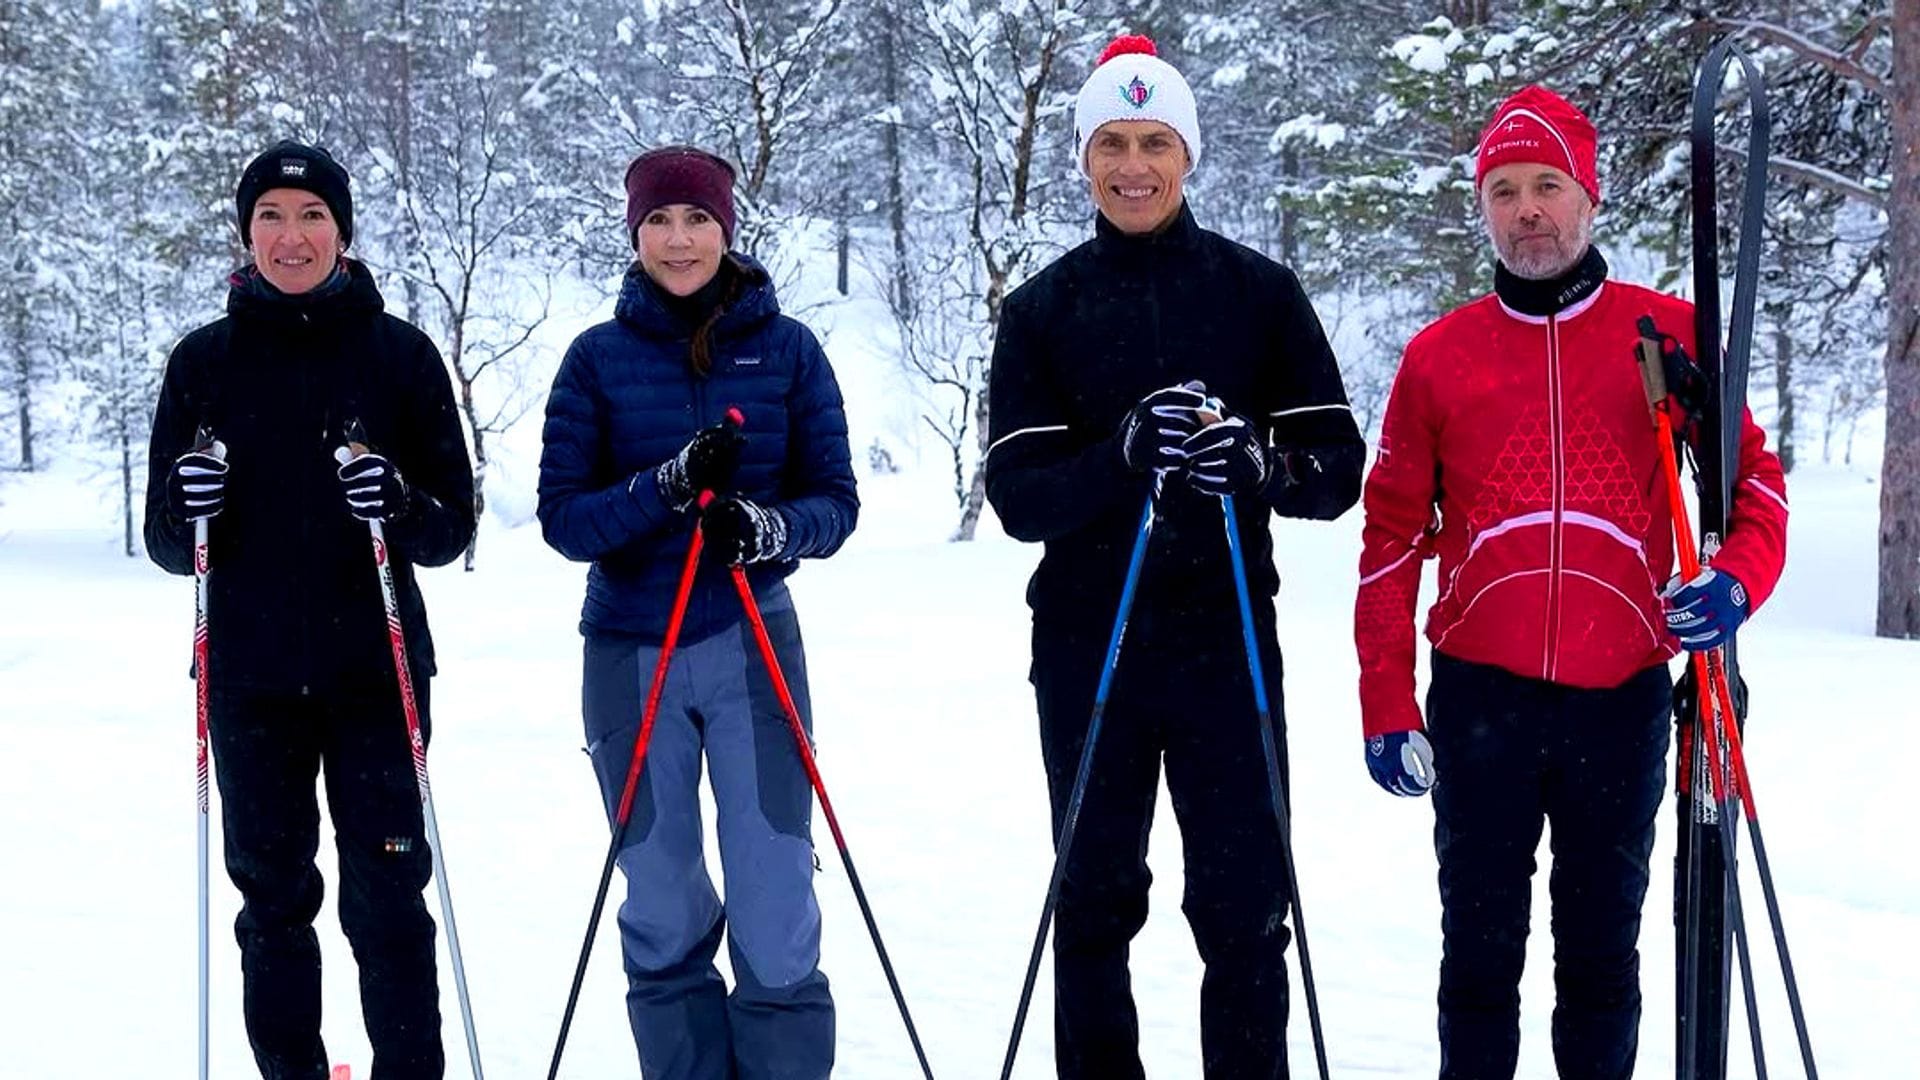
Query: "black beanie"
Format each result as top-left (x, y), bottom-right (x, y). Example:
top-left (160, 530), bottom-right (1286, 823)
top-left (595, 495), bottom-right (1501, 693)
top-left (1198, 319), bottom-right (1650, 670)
top-left (235, 140), bottom-right (354, 249)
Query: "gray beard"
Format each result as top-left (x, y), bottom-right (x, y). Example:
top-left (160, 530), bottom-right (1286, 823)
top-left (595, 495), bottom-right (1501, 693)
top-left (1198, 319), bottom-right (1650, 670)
top-left (1493, 214), bottom-right (1593, 280)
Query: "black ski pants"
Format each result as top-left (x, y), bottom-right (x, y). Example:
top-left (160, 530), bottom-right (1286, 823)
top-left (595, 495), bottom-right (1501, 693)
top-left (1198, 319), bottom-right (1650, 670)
top-left (1426, 651), bottom-right (1671, 1080)
top-left (208, 680), bottom-right (443, 1080)
top-left (1032, 604), bottom-right (1295, 1080)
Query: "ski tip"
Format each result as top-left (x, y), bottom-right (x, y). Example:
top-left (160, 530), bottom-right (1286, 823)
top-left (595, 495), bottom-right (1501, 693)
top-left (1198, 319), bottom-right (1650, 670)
top-left (330, 1066), bottom-right (352, 1080)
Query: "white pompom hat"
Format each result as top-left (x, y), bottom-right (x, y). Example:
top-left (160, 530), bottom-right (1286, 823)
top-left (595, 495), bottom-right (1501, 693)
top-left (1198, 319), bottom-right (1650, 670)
top-left (1073, 35), bottom-right (1201, 178)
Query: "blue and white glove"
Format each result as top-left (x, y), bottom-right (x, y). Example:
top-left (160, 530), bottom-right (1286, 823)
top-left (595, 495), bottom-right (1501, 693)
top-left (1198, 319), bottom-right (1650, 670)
top-left (1365, 729), bottom-right (1435, 797)
top-left (1661, 568), bottom-right (1749, 651)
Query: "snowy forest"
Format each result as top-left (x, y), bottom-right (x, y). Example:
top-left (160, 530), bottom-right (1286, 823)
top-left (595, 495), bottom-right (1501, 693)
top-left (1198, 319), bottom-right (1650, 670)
top-left (0, 0), bottom-right (1911, 637)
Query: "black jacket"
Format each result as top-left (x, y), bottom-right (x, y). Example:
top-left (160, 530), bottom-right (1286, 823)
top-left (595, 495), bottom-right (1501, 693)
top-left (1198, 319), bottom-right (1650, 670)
top-left (143, 261), bottom-right (475, 693)
top-left (984, 203), bottom-right (1364, 627)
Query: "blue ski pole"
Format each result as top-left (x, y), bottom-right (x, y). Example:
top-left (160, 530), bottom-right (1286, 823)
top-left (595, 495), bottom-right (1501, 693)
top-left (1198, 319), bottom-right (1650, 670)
top-left (999, 494), bottom-right (1157, 1080)
top-left (1220, 492), bottom-right (1330, 1080)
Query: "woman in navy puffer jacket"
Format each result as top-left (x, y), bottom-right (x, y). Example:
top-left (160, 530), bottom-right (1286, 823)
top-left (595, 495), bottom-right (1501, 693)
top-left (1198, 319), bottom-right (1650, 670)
top-left (537, 146), bottom-right (856, 1080)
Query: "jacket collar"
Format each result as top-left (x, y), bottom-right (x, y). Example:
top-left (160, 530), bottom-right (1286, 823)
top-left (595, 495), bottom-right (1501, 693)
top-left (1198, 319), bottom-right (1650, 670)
top-left (1090, 200), bottom-right (1203, 259)
top-left (1494, 245), bottom-right (1608, 323)
top-left (615, 252), bottom-right (778, 341)
top-left (226, 258), bottom-right (384, 322)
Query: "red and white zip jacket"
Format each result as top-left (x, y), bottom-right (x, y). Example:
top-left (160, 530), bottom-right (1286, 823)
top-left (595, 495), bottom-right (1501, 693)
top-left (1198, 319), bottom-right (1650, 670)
top-left (1354, 280), bottom-right (1789, 737)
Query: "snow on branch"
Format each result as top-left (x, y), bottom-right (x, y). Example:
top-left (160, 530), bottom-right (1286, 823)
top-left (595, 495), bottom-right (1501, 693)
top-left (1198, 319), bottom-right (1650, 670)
top-left (1717, 141), bottom-right (1889, 212)
top-left (1710, 17), bottom-right (1888, 100)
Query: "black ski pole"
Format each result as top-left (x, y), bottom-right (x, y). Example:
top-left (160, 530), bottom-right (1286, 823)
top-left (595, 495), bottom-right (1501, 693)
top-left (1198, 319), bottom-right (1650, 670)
top-left (1717, 670), bottom-right (1820, 1077)
top-left (1705, 699), bottom-right (1768, 1080)
top-left (999, 494), bottom-right (1158, 1080)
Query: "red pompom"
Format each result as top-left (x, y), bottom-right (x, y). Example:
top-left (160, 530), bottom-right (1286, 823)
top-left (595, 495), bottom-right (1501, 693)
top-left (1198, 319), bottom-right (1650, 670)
top-left (1097, 34), bottom-right (1158, 67)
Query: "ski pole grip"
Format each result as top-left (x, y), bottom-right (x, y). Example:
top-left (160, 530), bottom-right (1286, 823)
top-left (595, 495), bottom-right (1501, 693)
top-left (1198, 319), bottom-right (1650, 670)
top-left (192, 425), bottom-right (229, 462)
top-left (697, 490), bottom-right (717, 512)
top-left (723, 406), bottom-right (745, 429)
top-left (335, 418), bottom-right (371, 464)
top-left (1634, 325), bottom-right (1668, 429)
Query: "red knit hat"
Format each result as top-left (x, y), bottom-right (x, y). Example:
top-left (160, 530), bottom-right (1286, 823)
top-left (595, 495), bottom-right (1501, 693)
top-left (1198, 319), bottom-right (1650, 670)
top-left (1475, 85), bottom-right (1600, 205)
top-left (624, 147), bottom-right (738, 247)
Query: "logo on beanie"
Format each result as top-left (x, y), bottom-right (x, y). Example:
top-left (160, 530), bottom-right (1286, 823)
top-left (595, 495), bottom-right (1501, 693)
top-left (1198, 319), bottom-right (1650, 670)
top-left (279, 159), bottom-right (308, 178)
top-left (1119, 75), bottom-right (1154, 109)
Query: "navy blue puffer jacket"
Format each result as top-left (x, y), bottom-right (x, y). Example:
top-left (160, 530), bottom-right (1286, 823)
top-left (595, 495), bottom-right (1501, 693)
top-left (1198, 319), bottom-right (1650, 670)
top-left (537, 255), bottom-right (858, 643)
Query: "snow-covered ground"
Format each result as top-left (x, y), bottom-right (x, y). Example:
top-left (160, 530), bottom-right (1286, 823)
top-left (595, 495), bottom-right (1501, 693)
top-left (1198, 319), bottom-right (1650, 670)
top-left (2, 254), bottom-right (1915, 1077)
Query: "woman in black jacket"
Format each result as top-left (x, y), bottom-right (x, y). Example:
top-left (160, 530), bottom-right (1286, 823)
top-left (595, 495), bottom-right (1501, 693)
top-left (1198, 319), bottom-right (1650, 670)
top-left (143, 140), bottom-right (474, 1080)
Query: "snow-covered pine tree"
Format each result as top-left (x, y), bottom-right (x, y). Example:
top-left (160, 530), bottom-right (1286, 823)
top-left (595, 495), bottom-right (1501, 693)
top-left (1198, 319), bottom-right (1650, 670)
top-left (68, 3), bottom-right (172, 556)
top-left (0, 0), bottom-right (99, 472)
top-left (1281, 8), bottom-right (1559, 426)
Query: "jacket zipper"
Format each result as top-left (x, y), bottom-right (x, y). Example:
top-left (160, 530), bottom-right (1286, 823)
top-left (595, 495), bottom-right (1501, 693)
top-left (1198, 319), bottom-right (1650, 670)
top-left (1544, 314), bottom-right (1565, 681)
top-left (298, 316), bottom-right (315, 694)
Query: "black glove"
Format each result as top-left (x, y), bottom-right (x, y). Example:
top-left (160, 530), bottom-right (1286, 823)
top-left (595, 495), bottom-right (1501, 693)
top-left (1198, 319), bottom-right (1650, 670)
top-left (1120, 381), bottom-right (1208, 472)
top-left (704, 496), bottom-right (789, 565)
top-left (337, 452), bottom-right (410, 522)
top-left (1637, 316), bottom-right (1709, 430)
top-left (657, 420), bottom-right (748, 510)
top-left (167, 448), bottom-right (228, 521)
top-left (1182, 414), bottom-right (1271, 496)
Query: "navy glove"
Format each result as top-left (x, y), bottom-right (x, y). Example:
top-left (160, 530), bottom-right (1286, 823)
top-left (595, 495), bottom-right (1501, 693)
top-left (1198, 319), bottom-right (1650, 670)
top-left (1182, 414), bottom-right (1271, 496)
top-left (167, 447), bottom-right (229, 521)
top-left (1120, 382), bottom-right (1208, 472)
top-left (1365, 729), bottom-right (1435, 797)
top-left (336, 452), bottom-right (409, 522)
top-left (704, 496), bottom-right (789, 565)
top-left (657, 419), bottom-right (748, 511)
top-left (1662, 568), bottom-right (1749, 651)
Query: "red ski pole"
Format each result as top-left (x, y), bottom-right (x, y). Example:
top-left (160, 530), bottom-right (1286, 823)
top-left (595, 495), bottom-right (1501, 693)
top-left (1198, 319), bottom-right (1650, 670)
top-left (547, 407), bottom-right (744, 1079)
top-left (727, 566), bottom-right (935, 1078)
top-left (1639, 333), bottom-right (1816, 1077)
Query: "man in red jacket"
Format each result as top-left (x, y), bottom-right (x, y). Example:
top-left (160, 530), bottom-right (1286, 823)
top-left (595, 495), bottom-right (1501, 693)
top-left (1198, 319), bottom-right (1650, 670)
top-left (1353, 86), bottom-right (1788, 1079)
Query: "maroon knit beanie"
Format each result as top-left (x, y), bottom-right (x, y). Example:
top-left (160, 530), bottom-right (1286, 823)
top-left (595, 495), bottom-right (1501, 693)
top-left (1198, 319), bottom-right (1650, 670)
top-left (624, 147), bottom-right (738, 247)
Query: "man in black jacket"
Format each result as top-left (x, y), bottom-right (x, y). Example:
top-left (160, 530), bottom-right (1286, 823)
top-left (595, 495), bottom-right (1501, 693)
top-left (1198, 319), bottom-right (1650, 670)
top-left (144, 140), bottom-right (474, 1080)
top-left (984, 36), bottom-right (1364, 1080)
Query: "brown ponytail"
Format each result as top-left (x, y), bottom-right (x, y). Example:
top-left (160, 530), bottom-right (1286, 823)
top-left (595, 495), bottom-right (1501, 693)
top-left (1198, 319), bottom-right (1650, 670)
top-left (688, 255), bottom-right (749, 379)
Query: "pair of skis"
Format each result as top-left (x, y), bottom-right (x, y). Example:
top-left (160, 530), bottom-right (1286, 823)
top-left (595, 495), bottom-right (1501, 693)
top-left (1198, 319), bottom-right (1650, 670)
top-left (1674, 37), bottom-right (1817, 1080)
top-left (190, 426), bottom-right (486, 1079)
